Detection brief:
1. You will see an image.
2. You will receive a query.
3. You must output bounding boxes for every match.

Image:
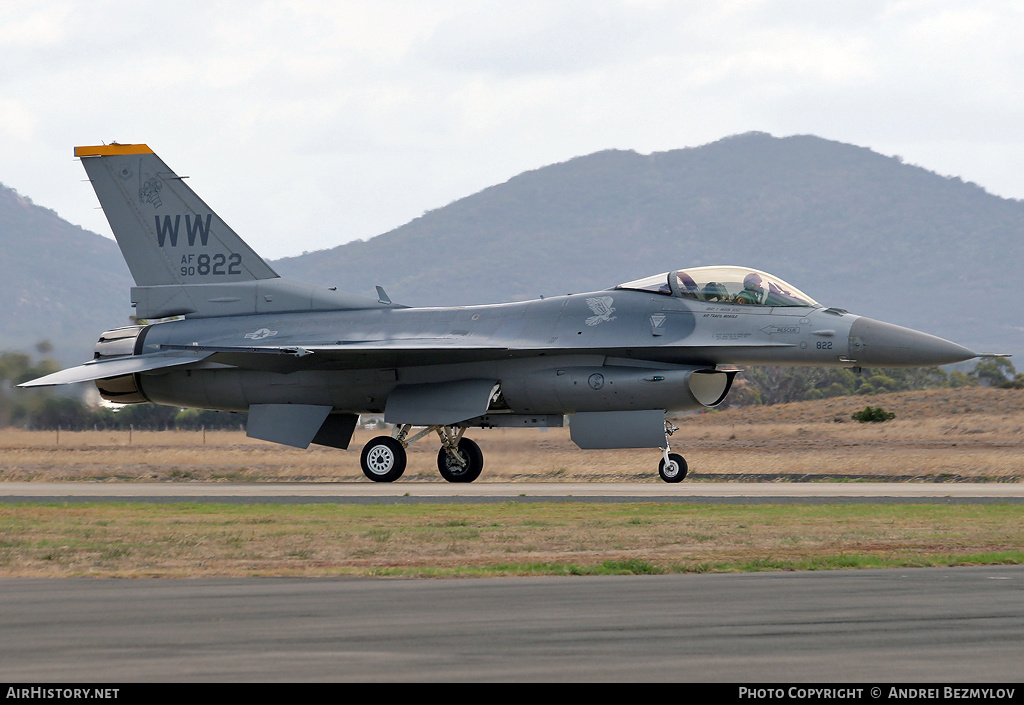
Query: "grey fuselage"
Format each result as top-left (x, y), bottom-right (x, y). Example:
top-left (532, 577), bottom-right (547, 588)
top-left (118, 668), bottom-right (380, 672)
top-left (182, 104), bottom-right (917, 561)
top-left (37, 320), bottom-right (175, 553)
top-left (131, 288), bottom-right (859, 416)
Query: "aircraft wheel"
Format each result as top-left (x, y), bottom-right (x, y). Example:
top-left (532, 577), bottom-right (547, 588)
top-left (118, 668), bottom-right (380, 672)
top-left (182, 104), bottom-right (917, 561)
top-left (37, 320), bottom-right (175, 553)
top-left (437, 438), bottom-right (484, 483)
top-left (658, 453), bottom-right (688, 483)
top-left (360, 436), bottom-right (407, 482)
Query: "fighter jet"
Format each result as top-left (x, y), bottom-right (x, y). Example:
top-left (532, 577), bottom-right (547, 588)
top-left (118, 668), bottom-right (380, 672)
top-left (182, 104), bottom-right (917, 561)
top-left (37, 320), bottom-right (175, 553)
top-left (21, 144), bottom-right (988, 482)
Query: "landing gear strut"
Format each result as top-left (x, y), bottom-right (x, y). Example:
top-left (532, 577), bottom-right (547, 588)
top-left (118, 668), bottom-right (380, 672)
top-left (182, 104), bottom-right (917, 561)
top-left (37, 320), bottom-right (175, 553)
top-left (658, 420), bottom-right (688, 483)
top-left (358, 424), bottom-right (484, 483)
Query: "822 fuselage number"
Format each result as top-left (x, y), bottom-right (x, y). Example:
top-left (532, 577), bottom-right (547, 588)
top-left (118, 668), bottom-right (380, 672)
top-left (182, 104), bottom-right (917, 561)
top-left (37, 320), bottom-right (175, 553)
top-left (180, 253), bottom-right (242, 276)
top-left (816, 340), bottom-right (833, 349)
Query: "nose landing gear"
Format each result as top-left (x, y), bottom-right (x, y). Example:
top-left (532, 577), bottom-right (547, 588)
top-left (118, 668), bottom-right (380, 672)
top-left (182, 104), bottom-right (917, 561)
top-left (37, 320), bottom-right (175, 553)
top-left (659, 450), bottom-right (688, 483)
top-left (658, 420), bottom-right (688, 483)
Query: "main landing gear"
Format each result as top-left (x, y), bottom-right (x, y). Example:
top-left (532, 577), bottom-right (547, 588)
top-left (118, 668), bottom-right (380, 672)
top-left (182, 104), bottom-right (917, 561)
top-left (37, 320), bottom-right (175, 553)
top-left (359, 436), bottom-right (406, 483)
top-left (658, 420), bottom-right (688, 483)
top-left (359, 425), bottom-right (484, 483)
top-left (360, 419), bottom-right (687, 483)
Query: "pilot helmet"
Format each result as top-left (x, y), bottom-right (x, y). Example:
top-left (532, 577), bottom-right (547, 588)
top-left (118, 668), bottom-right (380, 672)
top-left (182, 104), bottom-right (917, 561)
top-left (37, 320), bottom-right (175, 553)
top-left (743, 272), bottom-right (763, 291)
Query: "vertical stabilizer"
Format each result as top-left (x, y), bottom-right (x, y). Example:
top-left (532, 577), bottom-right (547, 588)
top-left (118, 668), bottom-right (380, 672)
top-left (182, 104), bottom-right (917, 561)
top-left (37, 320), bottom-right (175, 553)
top-left (75, 144), bottom-right (278, 287)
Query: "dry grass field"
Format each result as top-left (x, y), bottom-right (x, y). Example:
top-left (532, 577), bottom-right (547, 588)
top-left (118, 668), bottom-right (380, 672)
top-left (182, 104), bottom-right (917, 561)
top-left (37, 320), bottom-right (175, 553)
top-left (2, 502), bottom-right (1022, 578)
top-left (0, 388), bottom-right (1021, 577)
top-left (0, 387), bottom-right (1021, 483)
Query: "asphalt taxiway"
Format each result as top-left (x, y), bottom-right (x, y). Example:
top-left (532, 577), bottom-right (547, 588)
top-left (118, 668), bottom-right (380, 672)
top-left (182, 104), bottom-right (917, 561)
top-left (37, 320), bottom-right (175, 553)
top-left (2, 566), bottom-right (1022, 681)
top-left (1, 481), bottom-right (1023, 503)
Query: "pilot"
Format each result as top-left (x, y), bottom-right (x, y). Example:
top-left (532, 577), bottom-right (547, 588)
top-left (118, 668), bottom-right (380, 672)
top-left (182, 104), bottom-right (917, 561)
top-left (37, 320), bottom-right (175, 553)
top-left (701, 281), bottom-right (729, 302)
top-left (735, 273), bottom-right (764, 305)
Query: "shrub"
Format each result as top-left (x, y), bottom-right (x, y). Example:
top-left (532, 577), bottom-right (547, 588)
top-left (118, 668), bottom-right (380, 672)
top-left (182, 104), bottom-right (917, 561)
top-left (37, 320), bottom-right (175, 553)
top-left (851, 406), bottom-right (896, 423)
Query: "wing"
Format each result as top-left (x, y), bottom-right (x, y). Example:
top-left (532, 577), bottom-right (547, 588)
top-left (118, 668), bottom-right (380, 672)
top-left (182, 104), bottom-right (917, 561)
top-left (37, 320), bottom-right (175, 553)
top-left (157, 339), bottom-right (796, 371)
top-left (21, 337), bottom-right (799, 388)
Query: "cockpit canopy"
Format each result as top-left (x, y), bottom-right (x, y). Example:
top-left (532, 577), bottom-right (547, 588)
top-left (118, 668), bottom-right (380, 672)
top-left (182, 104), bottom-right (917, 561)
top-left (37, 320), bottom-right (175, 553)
top-left (617, 266), bottom-right (818, 307)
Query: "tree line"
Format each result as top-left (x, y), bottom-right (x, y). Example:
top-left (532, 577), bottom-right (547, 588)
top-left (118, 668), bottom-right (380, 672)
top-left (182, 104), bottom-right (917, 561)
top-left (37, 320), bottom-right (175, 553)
top-left (730, 357), bottom-right (1021, 407)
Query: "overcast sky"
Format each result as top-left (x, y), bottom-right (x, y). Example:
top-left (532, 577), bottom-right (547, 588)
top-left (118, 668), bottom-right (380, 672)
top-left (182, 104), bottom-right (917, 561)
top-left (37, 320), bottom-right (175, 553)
top-left (2, 0), bottom-right (1022, 260)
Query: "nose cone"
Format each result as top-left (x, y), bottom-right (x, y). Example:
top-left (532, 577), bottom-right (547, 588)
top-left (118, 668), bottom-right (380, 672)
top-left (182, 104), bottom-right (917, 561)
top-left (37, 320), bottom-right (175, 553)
top-left (849, 317), bottom-right (977, 367)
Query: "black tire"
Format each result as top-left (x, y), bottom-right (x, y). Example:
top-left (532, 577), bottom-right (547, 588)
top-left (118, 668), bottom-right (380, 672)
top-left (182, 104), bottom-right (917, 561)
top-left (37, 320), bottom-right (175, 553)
top-left (436, 437), bottom-right (484, 483)
top-left (658, 453), bottom-right (688, 483)
top-left (360, 436), bottom-right (407, 482)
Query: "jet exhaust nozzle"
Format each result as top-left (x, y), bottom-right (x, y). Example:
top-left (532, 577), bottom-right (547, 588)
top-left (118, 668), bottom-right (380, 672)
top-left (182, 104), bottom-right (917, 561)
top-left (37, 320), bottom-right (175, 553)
top-left (93, 325), bottom-right (149, 403)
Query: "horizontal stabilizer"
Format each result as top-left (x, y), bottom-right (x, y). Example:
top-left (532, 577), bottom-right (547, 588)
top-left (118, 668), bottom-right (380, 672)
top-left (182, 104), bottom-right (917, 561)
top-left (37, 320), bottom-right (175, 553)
top-left (17, 350), bottom-right (212, 388)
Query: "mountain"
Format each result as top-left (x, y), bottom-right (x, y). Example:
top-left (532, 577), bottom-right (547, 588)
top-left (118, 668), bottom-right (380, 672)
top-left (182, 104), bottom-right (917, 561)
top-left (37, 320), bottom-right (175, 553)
top-left (274, 132), bottom-right (1023, 358)
top-left (0, 184), bottom-right (133, 364)
top-left (1, 133), bottom-right (1020, 364)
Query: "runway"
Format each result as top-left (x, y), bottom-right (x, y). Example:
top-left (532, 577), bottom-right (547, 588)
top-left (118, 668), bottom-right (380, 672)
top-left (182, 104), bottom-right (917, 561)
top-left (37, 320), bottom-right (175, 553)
top-left (3, 482), bottom-right (1022, 681)
top-left (1, 566), bottom-right (1022, 682)
top-left (1, 481), bottom-right (1023, 503)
